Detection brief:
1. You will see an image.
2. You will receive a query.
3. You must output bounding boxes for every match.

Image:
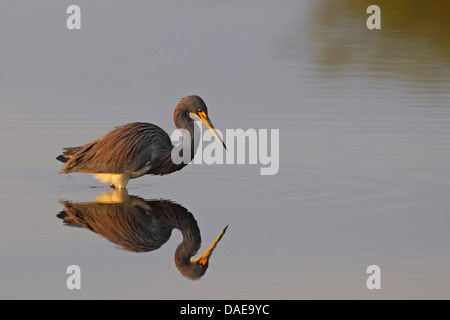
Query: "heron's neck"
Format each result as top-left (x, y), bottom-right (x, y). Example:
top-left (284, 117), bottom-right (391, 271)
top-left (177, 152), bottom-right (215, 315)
top-left (151, 106), bottom-right (200, 175)
top-left (173, 105), bottom-right (201, 162)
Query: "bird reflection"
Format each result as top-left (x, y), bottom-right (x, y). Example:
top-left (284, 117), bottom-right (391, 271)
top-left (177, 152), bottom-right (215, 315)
top-left (57, 189), bottom-right (228, 280)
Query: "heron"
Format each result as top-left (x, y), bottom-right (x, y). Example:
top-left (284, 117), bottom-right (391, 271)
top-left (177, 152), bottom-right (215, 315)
top-left (57, 95), bottom-right (226, 188)
top-left (58, 189), bottom-right (228, 280)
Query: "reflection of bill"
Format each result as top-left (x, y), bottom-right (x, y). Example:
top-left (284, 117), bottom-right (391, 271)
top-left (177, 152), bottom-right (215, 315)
top-left (57, 189), bottom-right (228, 280)
top-left (171, 122), bottom-right (280, 175)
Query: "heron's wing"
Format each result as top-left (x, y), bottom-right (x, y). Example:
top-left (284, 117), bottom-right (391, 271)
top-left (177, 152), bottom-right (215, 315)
top-left (60, 122), bottom-right (173, 174)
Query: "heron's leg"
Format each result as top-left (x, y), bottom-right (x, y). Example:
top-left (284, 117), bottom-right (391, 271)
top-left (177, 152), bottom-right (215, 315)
top-left (94, 173), bottom-right (129, 188)
top-left (111, 174), bottom-right (130, 189)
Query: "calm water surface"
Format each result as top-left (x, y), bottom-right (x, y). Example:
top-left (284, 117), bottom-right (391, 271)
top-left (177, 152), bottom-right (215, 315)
top-left (1, 0), bottom-right (450, 299)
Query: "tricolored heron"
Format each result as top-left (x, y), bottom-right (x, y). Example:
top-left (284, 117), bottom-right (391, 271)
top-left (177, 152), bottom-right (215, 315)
top-left (57, 95), bottom-right (226, 188)
top-left (58, 189), bottom-right (228, 280)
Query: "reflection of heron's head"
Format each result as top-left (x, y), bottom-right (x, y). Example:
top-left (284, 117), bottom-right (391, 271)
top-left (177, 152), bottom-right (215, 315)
top-left (176, 225), bottom-right (228, 280)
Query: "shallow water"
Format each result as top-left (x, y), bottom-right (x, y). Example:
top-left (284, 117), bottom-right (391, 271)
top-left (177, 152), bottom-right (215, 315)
top-left (1, 0), bottom-right (450, 299)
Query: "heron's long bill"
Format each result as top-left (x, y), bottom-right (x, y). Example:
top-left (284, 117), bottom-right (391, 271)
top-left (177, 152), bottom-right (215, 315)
top-left (194, 225), bottom-right (228, 267)
top-left (192, 111), bottom-right (227, 150)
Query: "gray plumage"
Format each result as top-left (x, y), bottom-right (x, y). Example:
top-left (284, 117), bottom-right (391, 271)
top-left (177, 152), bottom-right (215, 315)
top-left (59, 122), bottom-right (175, 175)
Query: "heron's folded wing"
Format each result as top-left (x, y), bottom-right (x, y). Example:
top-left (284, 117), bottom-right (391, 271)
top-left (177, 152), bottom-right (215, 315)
top-left (60, 122), bottom-right (173, 174)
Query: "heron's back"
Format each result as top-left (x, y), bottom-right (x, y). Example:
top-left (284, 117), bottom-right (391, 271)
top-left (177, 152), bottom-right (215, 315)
top-left (58, 122), bottom-right (173, 174)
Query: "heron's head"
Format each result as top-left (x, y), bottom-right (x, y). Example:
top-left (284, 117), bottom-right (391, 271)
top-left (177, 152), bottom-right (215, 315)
top-left (180, 95), bottom-right (227, 150)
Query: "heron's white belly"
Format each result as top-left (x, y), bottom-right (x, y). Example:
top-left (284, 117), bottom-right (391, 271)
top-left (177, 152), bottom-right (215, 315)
top-left (93, 163), bottom-right (150, 188)
top-left (93, 173), bottom-right (130, 188)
